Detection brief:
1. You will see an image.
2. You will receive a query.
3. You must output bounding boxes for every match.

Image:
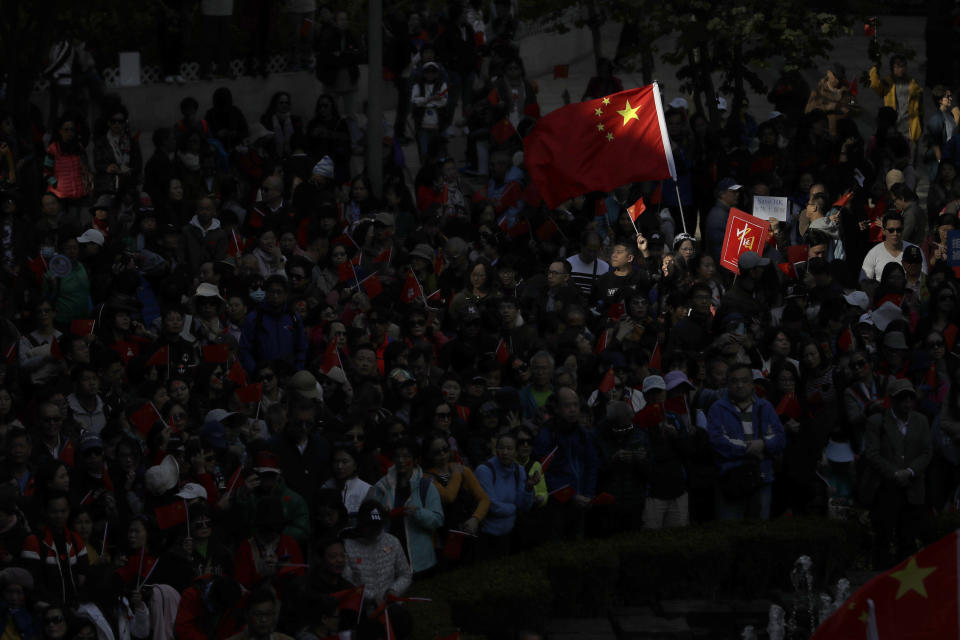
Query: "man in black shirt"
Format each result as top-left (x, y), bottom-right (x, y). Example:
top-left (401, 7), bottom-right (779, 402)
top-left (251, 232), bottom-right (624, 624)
top-left (592, 239), bottom-right (648, 313)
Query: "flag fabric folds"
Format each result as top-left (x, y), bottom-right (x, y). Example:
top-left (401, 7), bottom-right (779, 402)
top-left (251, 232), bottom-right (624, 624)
top-left (524, 84), bottom-right (676, 209)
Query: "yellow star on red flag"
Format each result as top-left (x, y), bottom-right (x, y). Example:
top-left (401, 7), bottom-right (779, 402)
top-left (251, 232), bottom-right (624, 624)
top-left (617, 100), bottom-right (641, 126)
top-left (890, 556), bottom-right (936, 599)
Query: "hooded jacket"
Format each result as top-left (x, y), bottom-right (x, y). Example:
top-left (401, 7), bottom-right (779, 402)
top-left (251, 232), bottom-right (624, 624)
top-left (366, 466), bottom-right (443, 573)
top-left (474, 456), bottom-right (534, 536)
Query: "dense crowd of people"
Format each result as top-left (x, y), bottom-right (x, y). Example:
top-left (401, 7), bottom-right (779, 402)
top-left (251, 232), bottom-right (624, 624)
top-left (0, 1), bottom-right (956, 639)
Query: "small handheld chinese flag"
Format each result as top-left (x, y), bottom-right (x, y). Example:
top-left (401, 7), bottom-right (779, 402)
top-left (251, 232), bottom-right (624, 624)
top-left (236, 383), bottom-right (263, 404)
top-left (591, 492), bottom-right (616, 505)
top-left (524, 84), bottom-right (676, 209)
top-left (331, 585), bottom-right (365, 611)
top-left (495, 338), bottom-right (509, 365)
top-left (833, 190), bottom-right (854, 208)
top-left (130, 403), bottom-right (162, 436)
top-left (155, 501), bottom-right (188, 529)
top-left (536, 218), bottom-right (560, 241)
top-left (203, 344), bottom-right (230, 364)
top-left (634, 402), bottom-right (665, 429)
top-left (70, 319), bottom-right (95, 336)
top-left (361, 274), bottom-right (384, 299)
top-left (775, 392), bottom-right (802, 420)
top-left (594, 329), bottom-right (608, 354)
top-left (227, 359), bottom-right (247, 387)
top-left (549, 485), bottom-right (577, 503)
top-left (145, 346), bottom-right (168, 367)
top-left (338, 261), bottom-right (356, 283)
top-left (320, 339), bottom-right (341, 375)
top-left (627, 196), bottom-right (647, 222)
top-left (540, 445), bottom-right (560, 472)
top-left (812, 530), bottom-right (960, 639)
top-left (491, 118), bottom-right (516, 144)
top-left (598, 367), bottom-right (616, 393)
top-left (400, 268), bottom-right (423, 304)
top-left (373, 247), bottom-right (392, 264)
top-left (49, 337), bottom-right (63, 361)
top-left (649, 340), bottom-right (662, 371)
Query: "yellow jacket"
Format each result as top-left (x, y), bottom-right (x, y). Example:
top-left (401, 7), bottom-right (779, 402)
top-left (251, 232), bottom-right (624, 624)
top-left (869, 66), bottom-right (924, 141)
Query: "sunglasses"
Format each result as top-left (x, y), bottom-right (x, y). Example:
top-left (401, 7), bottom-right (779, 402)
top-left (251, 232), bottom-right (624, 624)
top-left (884, 227), bottom-right (903, 234)
top-left (435, 412), bottom-right (452, 419)
top-left (44, 617), bottom-right (65, 625)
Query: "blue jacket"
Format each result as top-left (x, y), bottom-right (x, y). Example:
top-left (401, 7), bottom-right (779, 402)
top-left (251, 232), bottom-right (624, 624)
top-left (367, 466), bottom-right (444, 573)
top-left (474, 456), bottom-right (534, 536)
top-left (238, 304), bottom-right (307, 372)
top-left (532, 421), bottom-right (599, 497)
top-left (706, 391), bottom-right (786, 483)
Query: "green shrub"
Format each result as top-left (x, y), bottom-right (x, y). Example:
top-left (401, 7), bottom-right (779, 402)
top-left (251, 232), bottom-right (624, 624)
top-left (409, 518), bottom-right (860, 640)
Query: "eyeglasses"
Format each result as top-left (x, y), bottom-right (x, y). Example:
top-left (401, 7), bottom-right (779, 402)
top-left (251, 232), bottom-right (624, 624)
top-left (44, 616), bottom-right (65, 625)
top-left (546, 270), bottom-right (564, 276)
top-left (884, 227), bottom-right (903, 234)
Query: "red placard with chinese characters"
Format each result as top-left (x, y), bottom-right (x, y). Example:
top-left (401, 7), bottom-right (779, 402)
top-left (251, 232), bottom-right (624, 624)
top-left (720, 208), bottom-right (768, 274)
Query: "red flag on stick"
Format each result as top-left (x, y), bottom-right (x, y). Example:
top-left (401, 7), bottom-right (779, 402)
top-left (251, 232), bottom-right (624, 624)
top-left (598, 367), bottom-right (616, 393)
top-left (70, 319), bottom-right (95, 336)
top-left (524, 84), bottom-right (676, 209)
top-left (236, 383), bottom-right (263, 404)
top-left (145, 346), bottom-right (168, 367)
top-left (359, 274), bottom-right (383, 300)
top-left (338, 261), bottom-right (356, 283)
top-left (203, 344), bottom-right (230, 363)
top-left (4, 343), bottom-right (15, 364)
top-left (495, 339), bottom-right (509, 365)
top-left (549, 485), bottom-right (576, 503)
top-left (627, 196), bottom-right (647, 222)
top-left (331, 585), bottom-right (365, 611)
top-left (400, 269), bottom-right (423, 304)
top-left (590, 492), bottom-right (616, 505)
top-left (649, 341), bottom-right (661, 371)
top-left (130, 403), bottom-right (162, 436)
top-left (227, 359), bottom-right (247, 387)
top-left (833, 190), bottom-right (854, 208)
top-left (540, 446), bottom-right (559, 472)
top-left (320, 339), bottom-right (341, 375)
top-left (155, 501), bottom-right (188, 529)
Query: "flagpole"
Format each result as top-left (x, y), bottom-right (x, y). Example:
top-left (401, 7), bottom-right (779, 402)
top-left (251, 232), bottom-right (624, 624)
top-left (184, 499), bottom-right (191, 539)
top-left (674, 182), bottom-right (688, 235)
top-left (101, 521), bottom-right (108, 558)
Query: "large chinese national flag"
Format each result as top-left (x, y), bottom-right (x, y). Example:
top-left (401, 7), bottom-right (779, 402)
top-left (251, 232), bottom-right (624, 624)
top-left (812, 530), bottom-right (960, 640)
top-left (719, 208), bottom-right (768, 275)
top-left (523, 83), bottom-right (676, 209)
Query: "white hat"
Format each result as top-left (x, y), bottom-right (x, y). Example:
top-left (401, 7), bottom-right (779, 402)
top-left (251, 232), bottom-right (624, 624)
top-left (825, 440), bottom-right (855, 463)
top-left (194, 283), bottom-right (224, 300)
top-left (642, 375), bottom-right (666, 393)
top-left (144, 455), bottom-right (180, 496)
top-left (767, 111), bottom-right (784, 121)
top-left (669, 97), bottom-right (689, 110)
top-left (176, 482), bottom-right (208, 501)
top-left (843, 291), bottom-right (870, 311)
top-left (77, 229), bottom-right (105, 246)
top-left (716, 97), bottom-right (728, 112)
top-left (312, 155), bottom-right (335, 179)
top-left (857, 312), bottom-right (875, 327)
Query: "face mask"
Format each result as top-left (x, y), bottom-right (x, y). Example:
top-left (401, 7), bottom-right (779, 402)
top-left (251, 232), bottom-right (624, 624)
top-left (250, 289), bottom-right (266, 303)
top-left (40, 246), bottom-right (54, 259)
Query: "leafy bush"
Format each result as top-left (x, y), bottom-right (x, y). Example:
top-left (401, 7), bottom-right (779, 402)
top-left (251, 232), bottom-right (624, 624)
top-left (407, 517), bottom-right (861, 640)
